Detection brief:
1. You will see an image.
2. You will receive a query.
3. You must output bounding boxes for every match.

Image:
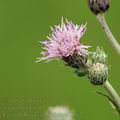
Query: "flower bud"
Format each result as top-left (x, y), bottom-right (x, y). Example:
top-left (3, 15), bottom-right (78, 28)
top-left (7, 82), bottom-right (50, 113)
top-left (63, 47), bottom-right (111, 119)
top-left (88, 63), bottom-right (108, 85)
top-left (88, 0), bottom-right (110, 15)
top-left (92, 47), bottom-right (108, 64)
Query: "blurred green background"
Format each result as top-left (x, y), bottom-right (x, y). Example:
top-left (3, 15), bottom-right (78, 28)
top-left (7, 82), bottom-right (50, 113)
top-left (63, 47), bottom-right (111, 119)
top-left (0, 0), bottom-right (120, 120)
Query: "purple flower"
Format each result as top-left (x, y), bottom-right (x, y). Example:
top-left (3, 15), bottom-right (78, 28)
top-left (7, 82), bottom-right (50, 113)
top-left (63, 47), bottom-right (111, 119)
top-left (37, 18), bottom-right (90, 62)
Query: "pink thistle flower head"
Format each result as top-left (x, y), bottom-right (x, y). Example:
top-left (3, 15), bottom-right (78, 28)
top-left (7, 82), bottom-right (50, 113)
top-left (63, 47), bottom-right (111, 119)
top-left (37, 18), bottom-right (90, 62)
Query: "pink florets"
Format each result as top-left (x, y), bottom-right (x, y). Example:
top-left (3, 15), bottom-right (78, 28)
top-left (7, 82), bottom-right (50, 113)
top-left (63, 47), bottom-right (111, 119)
top-left (37, 18), bottom-right (90, 61)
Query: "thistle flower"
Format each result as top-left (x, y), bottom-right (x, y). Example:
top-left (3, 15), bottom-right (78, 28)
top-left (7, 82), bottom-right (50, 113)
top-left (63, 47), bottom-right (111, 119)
top-left (88, 0), bottom-right (110, 15)
top-left (37, 18), bottom-right (90, 66)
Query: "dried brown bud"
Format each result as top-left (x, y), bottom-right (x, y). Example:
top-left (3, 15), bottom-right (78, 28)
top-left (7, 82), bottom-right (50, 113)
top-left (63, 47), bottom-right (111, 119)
top-left (88, 0), bottom-right (110, 15)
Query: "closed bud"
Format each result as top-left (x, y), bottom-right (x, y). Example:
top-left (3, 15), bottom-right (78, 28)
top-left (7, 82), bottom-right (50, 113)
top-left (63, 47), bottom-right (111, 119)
top-left (88, 0), bottom-right (110, 15)
top-left (92, 47), bottom-right (108, 64)
top-left (88, 63), bottom-right (108, 85)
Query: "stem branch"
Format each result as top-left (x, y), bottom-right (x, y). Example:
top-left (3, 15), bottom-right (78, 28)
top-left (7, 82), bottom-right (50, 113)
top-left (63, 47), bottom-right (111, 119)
top-left (97, 14), bottom-right (120, 55)
top-left (104, 80), bottom-right (120, 113)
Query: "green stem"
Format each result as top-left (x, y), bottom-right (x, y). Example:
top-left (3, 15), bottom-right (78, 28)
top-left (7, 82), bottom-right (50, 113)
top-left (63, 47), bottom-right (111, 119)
top-left (103, 80), bottom-right (120, 113)
top-left (96, 14), bottom-right (120, 55)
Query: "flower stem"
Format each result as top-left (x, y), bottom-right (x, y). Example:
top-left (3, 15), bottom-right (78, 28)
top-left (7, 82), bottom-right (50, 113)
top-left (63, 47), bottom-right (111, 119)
top-left (103, 80), bottom-right (120, 113)
top-left (96, 14), bottom-right (120, 55)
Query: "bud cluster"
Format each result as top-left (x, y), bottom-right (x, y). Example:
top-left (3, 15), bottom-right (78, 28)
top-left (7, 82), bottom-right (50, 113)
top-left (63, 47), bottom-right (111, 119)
top-left (87, 47), bottom-right (108, 85)
top-left (69, 47), bottom-right (109, 85)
